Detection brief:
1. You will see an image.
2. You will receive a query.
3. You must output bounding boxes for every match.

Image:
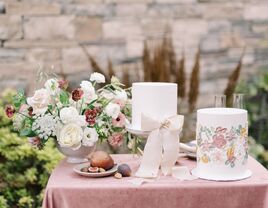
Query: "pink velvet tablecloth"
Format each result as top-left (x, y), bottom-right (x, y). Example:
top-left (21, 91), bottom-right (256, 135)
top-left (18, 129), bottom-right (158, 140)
top-left (42, 154), bottom-right (268, 208)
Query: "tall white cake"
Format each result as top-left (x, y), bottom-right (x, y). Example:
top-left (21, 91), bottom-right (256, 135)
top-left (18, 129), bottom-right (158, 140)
top-left (131, 82), bottom-right (177, 130)
top-left (192, 108), bottom-right (251, 181)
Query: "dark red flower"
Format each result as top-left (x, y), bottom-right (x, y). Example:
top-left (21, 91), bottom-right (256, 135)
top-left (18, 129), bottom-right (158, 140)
top-left (85, 108), bottom-right (99, 126)
top-left (72, 88), bottom-right (83, 101)
top-left (28, 107), bottom-right (33, 117)
top-left (58, 80), bottom-right (69, 90)
top-left (5, 105), bottom-right (15, 118)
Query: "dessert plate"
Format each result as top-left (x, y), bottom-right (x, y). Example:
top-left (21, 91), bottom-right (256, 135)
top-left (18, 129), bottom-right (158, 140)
top-left (73, 163), bottom-right (118, 178)
top-left (191, 168), bottom-right (252, 181)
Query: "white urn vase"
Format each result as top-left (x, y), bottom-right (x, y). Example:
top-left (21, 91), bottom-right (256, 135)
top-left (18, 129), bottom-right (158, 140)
top-left (56, 143), bottom-right (96, 164)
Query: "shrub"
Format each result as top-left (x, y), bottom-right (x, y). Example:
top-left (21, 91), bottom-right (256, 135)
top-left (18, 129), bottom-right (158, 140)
top-left (0, 89), bottom-right (63, 208)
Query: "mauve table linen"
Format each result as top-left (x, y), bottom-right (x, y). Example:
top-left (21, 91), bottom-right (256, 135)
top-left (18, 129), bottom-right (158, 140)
top-left (42, 154), bottom-right (268, 208)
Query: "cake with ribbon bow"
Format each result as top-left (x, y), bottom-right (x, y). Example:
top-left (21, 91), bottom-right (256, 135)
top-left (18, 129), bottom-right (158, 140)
top-left (130, 82), bottom-right (184, 178)
top-left (131, 82), bottom-right (178, 130)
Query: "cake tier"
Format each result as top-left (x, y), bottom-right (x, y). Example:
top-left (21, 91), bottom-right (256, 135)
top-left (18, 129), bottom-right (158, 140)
top-left (195, 108), bottom-right (248, 180)
top-left (131, 82), bottom-right (177, 130)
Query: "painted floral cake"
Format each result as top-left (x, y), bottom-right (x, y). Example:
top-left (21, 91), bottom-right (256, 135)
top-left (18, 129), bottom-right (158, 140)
top-left (193, 108), bottom-right (250, 181)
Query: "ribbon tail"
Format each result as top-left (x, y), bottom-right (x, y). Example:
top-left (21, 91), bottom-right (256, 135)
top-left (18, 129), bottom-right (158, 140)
top-left (161, 130), bottom-right (179, 176)
top-left (135, 129), bottom-right (163, 178)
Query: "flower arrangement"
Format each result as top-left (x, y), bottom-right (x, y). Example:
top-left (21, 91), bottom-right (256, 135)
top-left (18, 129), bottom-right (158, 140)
top-left (6, 73), bottom-right (131, 150)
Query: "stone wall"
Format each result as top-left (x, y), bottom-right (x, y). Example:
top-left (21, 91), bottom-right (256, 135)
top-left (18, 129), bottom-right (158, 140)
top-left (1, 0), bottom-right (268, 108)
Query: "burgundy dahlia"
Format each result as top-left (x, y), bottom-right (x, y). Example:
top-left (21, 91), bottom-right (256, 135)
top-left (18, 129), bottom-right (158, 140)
top-left (85, 108), bottom-right (99, 126)
top-left (72, 88), bottom-right (83, 101)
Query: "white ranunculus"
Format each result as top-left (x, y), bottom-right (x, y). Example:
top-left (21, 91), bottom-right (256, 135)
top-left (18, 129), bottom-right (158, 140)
top-left (80, 81), bottom-right (98, 103)
top-left (105, 103), bottom-right (120, 119)
top-left (27, 88), bottom-right (51, 115)
top-left (90, 72), bottom-right (105, 83)
top-left (59, 106), bottom-right (87, 126)
top-left (58, 123), bottom-right (83, 150)
top-left (60, 106), bottom-right (79, 124)
top-left (101, 91), bottom-right (115, 100)
top-left (114, 90), bottom-right (127, 102)
top-left (44, 78), bottom-right (60, 96)
top-left (82, 127), bottom-right (98, 146)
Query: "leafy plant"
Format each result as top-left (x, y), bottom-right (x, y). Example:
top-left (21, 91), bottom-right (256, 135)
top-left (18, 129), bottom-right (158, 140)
top-left (0, 89), bottom-right (63, 208)
top-left (236, 70), bottom-right (268, 148)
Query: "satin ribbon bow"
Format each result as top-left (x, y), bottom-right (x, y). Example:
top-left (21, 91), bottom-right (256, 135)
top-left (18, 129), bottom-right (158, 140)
top-left (135, 114), bottom-right (184, 178)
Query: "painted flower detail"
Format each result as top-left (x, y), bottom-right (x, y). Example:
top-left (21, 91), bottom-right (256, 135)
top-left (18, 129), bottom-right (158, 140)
top-left (201, 154), bottom-right (209, 163)
top-left (240, 128), bottom-right (247, 139)
top-left (225, 146), bottom-right (236, 167)
top-left (27, 88), bottom-right (51, 115)
top-left (108, 132), bottom-right (124, 147)
top-left (197, 124), bottom-right (248, 168)
top-left (5, 105), bottom-right (15, 118)
top-left (82, 127), bottom-right (98, 146)
top-left (90, 72), bottom-right (105, 83)
top-left (200, 140), bottom-right (211, 152)
top-left (112, 113), bottom-right (126, 128)
top-left (72, 88), bottom-right (83, 101)
top-left (212, 134), bottom-right (227, 149)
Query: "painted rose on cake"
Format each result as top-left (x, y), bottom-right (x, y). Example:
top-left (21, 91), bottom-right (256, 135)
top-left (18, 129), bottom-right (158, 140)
top-left (197, 124), bottom-right (248, 168)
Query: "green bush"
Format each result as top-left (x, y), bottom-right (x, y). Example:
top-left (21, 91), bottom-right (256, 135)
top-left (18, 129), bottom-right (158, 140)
top-left (237, 70), bottom-right (268, 168)
top-left (0, 89), bottom-right (63, 208)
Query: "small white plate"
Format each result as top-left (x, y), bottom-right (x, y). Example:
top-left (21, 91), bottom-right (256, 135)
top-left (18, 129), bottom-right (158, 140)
top-left (73, 163), bottom-right (118, 178)
top-left (191, 168), bottom-right (252, 181)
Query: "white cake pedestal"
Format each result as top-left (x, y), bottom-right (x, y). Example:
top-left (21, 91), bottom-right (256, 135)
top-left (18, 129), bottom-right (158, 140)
top-left (126, 125), bottom-right (196, 153)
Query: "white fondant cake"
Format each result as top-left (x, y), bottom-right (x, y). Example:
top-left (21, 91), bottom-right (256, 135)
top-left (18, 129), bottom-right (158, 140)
top-left (131, 82), bottom-right (177, 130)
top-left (193, 108), bottom-right (250, 181)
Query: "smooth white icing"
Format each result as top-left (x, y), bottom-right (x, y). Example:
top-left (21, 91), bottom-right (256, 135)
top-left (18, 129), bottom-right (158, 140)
top-left (131, 82), bottom-right (177, 130)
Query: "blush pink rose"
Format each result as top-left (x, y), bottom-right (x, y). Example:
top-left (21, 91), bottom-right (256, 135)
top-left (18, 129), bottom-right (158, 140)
top-left (108, 132), bottom-right (124, 147)
top-left (112, 113), bottom-right (126, 128)
top-left (212, 134), bottom-right (227, 149)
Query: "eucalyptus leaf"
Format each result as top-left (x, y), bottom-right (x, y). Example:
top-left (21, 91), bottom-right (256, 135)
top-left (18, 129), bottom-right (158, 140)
top-left (60, 91), bottom-right (69, 105)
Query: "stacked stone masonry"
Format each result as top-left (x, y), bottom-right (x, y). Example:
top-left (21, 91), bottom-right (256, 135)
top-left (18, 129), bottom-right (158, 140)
top-left (0, 0), bottom-right (268, 108)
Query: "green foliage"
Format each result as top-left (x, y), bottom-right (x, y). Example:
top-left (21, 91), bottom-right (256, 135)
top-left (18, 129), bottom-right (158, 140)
top-left (237, 70), bottom-right (268, 168)
top-left (237, 71), bottom-right (268, 147)
top-left (0, 89), bottom-right (63, 208)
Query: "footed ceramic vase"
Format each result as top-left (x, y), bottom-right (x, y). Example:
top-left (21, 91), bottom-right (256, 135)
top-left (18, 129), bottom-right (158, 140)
top-left (56, 143), bottom-right (96, 164)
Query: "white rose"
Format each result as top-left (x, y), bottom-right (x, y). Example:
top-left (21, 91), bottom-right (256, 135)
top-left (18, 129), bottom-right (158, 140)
top-left (44, 79), bottom-right (60, 96)
top-left (58, 123), bottom-right (83, 150)
top-left (90, 72), bottom-right (105, 83)
top-left (80, 81), bottom-right (98, 103)
top-left (82, 127), bottom-right (98, 146)
top-left (114, 90), bottom-right (127, 102)
top-left (105, 103), bottom-right (120, 119)
top-left (60, 107), bottom-right (79, 124)
top-left (60, 107), bottom-right (87, 126)
top-left (100, 91), bottom-right (115, 100)
top-left (27, 88), bottom-right (51, 115)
